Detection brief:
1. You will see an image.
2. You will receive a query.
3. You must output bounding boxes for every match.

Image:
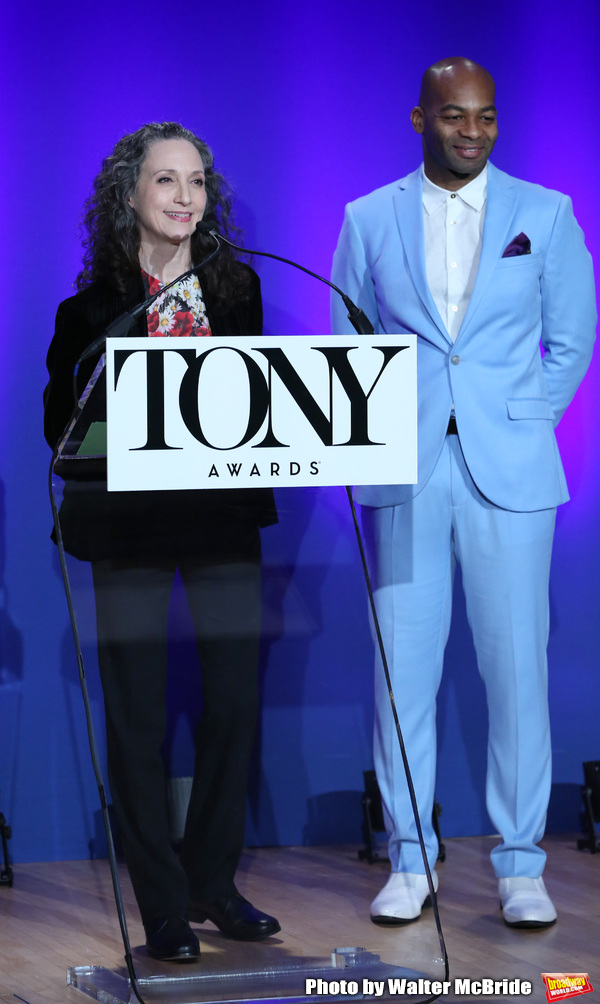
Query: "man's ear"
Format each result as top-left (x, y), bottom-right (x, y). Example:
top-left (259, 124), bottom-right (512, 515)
top-left (410, 106), bottom-right (425, 135)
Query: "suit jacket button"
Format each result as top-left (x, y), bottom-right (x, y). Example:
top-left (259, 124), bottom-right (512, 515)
top-left (451, 355), bottom-right (461, 365)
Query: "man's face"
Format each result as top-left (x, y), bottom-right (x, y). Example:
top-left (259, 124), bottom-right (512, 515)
top-left (411, 68), bottom-right (498, 190)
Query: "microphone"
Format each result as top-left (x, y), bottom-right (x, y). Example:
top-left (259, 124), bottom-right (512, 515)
top-left (76, 232), bottom-right (221, 367)
top-left (195, 220), bottom-right (218, 236)
top-left (200, 224), bottom-right (374, 336)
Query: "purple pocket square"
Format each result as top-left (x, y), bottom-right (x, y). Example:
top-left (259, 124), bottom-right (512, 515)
top-left (502, 232), bottom-right (531, 257)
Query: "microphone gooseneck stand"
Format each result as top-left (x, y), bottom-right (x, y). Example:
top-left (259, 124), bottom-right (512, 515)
top-left (197, 223), bottom-right (375, 337)
top-left (52, 230), bottom-right (448, 1003)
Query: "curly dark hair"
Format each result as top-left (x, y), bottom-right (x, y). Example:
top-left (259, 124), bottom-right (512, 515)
top-left (76, 122), bottom-right (251, 304)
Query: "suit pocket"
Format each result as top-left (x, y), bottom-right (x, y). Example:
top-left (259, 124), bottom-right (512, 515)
top-left (496, 252), bottom-right (542, 270)
top-left (506, 397), bottom-right (555, 420)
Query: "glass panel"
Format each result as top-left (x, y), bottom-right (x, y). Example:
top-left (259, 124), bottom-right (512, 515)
top-left (52, 447), bottom-right (447, 1003)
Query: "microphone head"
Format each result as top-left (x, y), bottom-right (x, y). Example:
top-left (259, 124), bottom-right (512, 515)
top-left (196, 220), bottom-right (218, 236)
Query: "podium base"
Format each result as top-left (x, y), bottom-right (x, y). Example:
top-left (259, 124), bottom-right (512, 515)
top-left (67, 954), bottom-right (435, 1004)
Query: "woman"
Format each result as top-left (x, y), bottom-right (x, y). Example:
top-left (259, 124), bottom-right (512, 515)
top-left (44, 123), bottom-right (280, 962)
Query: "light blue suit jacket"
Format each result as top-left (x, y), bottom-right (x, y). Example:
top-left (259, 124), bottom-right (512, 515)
top-left (331, 163), bottom-right (596, 512)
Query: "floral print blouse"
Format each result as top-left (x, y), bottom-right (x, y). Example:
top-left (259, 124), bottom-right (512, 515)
top-left (142, 269), bottom-right (212, 337)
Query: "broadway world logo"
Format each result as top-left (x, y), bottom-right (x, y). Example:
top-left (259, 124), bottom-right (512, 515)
top-left (542, 974), bottom-right (594, 1002)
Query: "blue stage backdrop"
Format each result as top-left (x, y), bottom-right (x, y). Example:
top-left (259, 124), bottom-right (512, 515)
top-left (1, 0), bottom-right (598, 863)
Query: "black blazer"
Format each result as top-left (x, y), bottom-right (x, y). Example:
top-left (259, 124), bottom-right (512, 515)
top-left (44, 267), bottom-right (277, 562)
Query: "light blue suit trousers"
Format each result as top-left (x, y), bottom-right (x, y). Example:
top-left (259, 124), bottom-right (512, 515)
top-left (364, 435), bottom-right (556, 877)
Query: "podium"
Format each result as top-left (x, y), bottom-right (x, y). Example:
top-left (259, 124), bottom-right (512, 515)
top-left (50, 337), bottom-right (448, 1004)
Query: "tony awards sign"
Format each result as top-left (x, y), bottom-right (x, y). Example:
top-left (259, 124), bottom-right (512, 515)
top-left (106, 335), bottom-right (417, 490)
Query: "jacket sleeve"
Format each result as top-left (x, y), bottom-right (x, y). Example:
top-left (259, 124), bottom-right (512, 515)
top-left (43, 297), bottom-right (98, 450)
top-left (540, 194), bottom-right (597, 424)
top-left (45, 275), bottom-right (150, 450)
top-left (331, 202), bottom-right (381, 336)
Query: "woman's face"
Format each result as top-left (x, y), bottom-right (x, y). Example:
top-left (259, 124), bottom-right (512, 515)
top-left (129, 138), bottom-right (207, 250)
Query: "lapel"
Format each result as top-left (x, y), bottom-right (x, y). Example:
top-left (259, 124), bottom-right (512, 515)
top-left (78, 273), bottom-right (147, 338)
top-left (393, 169), bottom-right (451, 347)
top-left (392, 163), bottom-right (520, 348)
top-left (456, 163), bottom-right (518, 341)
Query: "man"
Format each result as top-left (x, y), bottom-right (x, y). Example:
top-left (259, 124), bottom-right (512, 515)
top-left (331, 58), bottom-right (596, 928)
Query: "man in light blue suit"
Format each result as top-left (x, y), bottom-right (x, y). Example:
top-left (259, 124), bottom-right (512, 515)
top-left (331, 57), bottom-right (596, 927)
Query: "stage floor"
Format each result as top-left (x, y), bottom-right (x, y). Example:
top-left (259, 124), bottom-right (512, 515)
top-left (0, 836), bottom-right (598, 1004)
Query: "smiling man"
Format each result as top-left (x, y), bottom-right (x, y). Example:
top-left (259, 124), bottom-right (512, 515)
top-left (413, 60), bottom-right (498, 186)
top-left (332, 58), bottom-right (596, 927)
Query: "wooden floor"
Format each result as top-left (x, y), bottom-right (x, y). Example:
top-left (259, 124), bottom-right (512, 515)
top-left (0, 835), bottom-right (598, 1004)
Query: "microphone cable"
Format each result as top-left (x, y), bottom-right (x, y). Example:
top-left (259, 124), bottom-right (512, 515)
top-left (204, 221), bottom-right (449, 990)
top-left (48, 452), bottom-right (148, 1004)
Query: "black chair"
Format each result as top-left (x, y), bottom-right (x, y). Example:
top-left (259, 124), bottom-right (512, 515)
top-left (359, 769), bottom-right (445, 864)
top-left (578, 760), bottom-right (600, 853)
top-left (0, 811), bottom-right (13, 886)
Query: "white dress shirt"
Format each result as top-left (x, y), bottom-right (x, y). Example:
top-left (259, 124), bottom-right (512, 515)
top-left (422, 165), bottom-right (487, 342)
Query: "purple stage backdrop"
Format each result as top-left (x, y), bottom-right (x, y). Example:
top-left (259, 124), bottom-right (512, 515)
top-left (1, 0), bottom-right (598, 865)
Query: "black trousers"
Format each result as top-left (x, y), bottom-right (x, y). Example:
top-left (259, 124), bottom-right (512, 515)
top-left (91, 549), bottom-right (262, 928)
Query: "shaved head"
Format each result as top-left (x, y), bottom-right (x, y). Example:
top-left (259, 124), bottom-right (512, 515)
top-left (419, 57), bottom-right (495, 109)
top-left (411, 57), bottom-right (498, 190)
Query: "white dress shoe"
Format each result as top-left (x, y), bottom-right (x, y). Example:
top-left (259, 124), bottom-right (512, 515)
top-left (499, 877), bottom-right (557, 928)
top-left (370, 871), bottom-right (438, 925)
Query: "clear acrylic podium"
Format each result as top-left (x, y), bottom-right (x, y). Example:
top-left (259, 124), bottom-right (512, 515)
top-left (49, 349), bottom-right (447, 1004)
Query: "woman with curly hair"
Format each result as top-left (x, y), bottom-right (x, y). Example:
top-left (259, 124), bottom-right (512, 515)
top-left (44, 123), bottom-right (280, 962)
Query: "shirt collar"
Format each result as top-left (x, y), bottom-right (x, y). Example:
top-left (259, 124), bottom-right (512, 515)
top-left (421, 164), bottom-right (488, 215)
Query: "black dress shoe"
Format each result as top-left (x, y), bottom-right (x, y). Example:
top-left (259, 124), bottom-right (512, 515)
top-left (145, 915), bottom-right (200, 962)
top-left (189, 892), bottom-right (280, 941)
